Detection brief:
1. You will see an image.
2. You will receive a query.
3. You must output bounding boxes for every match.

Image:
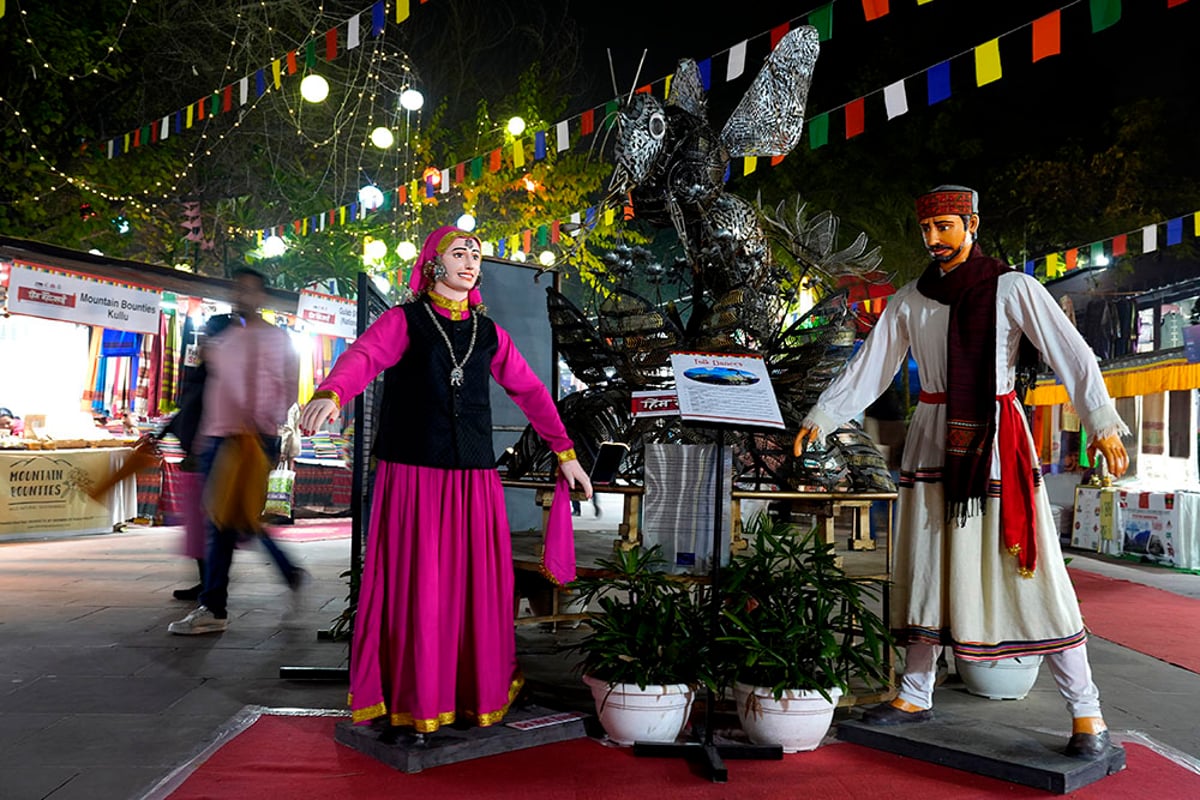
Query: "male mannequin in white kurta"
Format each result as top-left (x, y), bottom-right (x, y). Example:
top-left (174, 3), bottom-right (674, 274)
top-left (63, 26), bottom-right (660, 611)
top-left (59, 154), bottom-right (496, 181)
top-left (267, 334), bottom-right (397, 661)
top-left (794, 186), bottom-right (1129, 759)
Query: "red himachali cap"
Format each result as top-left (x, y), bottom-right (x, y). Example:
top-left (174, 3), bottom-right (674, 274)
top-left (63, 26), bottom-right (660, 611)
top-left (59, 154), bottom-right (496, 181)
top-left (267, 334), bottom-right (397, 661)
top-left (916, 185), bottom-right (978, 220)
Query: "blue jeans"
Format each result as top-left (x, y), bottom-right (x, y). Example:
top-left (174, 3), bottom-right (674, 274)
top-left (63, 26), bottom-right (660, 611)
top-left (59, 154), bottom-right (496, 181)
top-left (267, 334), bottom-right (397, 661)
top-left (198, 435), bottom-right (299, 618)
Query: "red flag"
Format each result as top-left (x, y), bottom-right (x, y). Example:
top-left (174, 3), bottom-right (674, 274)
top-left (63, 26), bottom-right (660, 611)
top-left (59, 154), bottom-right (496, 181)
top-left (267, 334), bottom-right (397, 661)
top-left (222, 84), bottom-right (233, 113)
top-left (1032, 11), bottom-right (1061, 62)
top-left (770, 23), bottom-right (790, 49)
top-left (1112, 234), bottom-right (1127, 256)
top-left (455, 161), bottom-right (465, 184)
top-left (286, 51), bottom-right (297, 75)
top-left (770, 154), bottom-right (785, 166)
top-left (523, 229), bottom-right (533, 252)
top-left (1168, 0), bottom-right (1189, 7)
top-left (489, 148), bottom-right (502, 172)
top-left (845, 97), bottom-right (865, 139)
top-left (581, 109), bottom-right (595, 136)
top-left (551, 220), bottom-right (561, 243)
top-left (1065, 248), bottom-right (1078, 270)
top-left (862, 0), bottom-right (889, 21)
top-left (325, 28), bottom-right (338, 61)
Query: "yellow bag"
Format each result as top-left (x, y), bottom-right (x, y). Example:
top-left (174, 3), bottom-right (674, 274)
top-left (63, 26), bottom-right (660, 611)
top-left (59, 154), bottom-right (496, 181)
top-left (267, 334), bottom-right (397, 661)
top-left (204, 433), bottom-right (271, 532)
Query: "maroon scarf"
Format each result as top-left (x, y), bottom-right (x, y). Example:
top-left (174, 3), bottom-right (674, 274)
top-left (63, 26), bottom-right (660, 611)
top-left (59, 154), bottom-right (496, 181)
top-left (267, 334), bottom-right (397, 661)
top-left (916, 244), bottom-right (1010, 522)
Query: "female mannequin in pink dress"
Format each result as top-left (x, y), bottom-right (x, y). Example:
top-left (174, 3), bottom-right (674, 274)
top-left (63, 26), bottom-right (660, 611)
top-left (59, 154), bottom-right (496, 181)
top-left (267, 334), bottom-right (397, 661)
top-left (300, 225), bottom-right (591, 735)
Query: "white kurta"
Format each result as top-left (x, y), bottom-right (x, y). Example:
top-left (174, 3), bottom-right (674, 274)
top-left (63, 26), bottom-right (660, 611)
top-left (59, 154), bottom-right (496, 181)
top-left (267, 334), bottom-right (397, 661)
top-left (805, 271), bottom-right (1127, 660)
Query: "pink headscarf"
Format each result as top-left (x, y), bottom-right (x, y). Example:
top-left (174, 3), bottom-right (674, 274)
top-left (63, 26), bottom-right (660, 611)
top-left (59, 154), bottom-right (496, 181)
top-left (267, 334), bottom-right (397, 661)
top-left (409, 225), bottom-right (484, 307)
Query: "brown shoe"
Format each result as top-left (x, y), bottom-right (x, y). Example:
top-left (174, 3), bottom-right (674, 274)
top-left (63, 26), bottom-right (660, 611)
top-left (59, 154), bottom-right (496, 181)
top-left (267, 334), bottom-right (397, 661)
top-left (1065, 730), bottom-right (1111, 759)
top-left (860, 701), bottom-right (934, 726)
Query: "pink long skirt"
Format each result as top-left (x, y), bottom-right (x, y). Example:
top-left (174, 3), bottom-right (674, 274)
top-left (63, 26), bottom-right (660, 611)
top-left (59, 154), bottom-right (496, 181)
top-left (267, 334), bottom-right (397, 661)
top-left (348, 461), bottom-right (522, 732)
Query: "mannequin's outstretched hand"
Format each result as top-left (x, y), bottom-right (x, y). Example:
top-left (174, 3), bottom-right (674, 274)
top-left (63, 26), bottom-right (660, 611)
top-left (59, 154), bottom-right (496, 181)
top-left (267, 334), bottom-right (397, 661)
top-left (298, 398), bottom-right (338, 436)
top-left (560, 458), bottom-right (593, 498)
top-left (1088, 434), bottom-right (1129, 478)
top-left (793, 424), bottom-right (821, 458)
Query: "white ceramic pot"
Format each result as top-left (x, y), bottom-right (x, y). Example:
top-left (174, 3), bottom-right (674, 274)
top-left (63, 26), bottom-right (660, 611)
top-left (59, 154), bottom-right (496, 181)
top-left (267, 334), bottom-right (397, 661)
top-left (582, 674), bottom-right (694, 746)
top-left (955, 655), bottom-right (1043, 700)
top-left (734, 681), bottom-right (842, 753)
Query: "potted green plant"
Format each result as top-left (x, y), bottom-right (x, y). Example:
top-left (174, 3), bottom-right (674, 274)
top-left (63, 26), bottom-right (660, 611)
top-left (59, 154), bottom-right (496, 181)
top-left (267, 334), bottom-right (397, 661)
top-left (567, 545), bottom-right (708, 745)
top-left (716, 512), bottom-right (896, 752)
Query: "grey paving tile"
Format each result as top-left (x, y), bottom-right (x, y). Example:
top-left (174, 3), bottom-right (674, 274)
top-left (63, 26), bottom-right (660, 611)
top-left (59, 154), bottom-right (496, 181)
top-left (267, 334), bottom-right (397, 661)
top-left (2, 675), bottom-right (203, 715)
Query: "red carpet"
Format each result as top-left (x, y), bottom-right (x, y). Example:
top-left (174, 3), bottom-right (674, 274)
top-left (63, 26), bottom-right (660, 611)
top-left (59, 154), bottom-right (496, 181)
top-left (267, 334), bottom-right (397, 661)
top-left (265, 517), bottom-right (351, 543)
top-left (164, 715), bottom-right (1200, 799)
top-left (1069, 568), bottom-right (1200, 674)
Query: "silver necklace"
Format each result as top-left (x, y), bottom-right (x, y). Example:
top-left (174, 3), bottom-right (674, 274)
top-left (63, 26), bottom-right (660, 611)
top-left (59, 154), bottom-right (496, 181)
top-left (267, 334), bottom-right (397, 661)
top-left (424, 301), bottom-right (477, 387)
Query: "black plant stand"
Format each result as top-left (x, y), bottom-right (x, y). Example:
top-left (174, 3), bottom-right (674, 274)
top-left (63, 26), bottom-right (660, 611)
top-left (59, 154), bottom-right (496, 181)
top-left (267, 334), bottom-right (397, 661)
top-left (632, 425), bottom-right (783, 782)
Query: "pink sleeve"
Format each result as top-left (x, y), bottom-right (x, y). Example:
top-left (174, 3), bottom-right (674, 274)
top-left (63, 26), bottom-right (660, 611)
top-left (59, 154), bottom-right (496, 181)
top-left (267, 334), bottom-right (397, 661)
top-left (316, 306), bottom-right (409, 405)
top-left (490, 325), bottom-right (574, 454)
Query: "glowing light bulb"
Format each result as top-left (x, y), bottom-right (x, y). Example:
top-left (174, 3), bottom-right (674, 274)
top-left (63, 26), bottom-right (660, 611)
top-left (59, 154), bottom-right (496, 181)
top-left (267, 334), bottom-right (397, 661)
top-left (538, 250), bottom-right (556, 266)
top-left (506, 116), bottom-right (526, 136)
top-left (363, 238), bottom-right (388, 262)
top-left (399, 88), bottom-right (424, 111)
top-left (300, 74), bottom-right (329, 103)
top-left (370, 126), bottom-right (394, 149)
top-left (396, 241), bottom-right (417, 260)
top-left (262, 235), bottom-right (286, 257)
top-left (358, 184), bottom-right (385, 211)
top-left (456, 213), bottom-right (476, 232)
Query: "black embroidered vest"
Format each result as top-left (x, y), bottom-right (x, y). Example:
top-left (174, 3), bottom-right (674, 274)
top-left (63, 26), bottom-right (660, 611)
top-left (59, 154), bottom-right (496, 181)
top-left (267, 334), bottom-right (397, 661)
top-left (373, 300), bottom-right (499, 469)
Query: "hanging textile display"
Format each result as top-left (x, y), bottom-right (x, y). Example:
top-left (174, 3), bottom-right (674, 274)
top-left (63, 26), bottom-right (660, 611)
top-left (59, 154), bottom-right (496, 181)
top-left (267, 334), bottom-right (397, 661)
top-left (159, 310), bottom-right (177, 415)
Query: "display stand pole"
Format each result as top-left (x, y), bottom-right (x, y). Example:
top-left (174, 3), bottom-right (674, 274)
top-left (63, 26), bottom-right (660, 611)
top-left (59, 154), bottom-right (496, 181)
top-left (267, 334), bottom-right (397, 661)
top-left (632, 424), bottom-right (783, 782)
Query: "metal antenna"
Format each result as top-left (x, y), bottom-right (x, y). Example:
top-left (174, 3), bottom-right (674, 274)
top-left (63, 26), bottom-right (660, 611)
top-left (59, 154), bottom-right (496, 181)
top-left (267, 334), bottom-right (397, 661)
top-left (628, 49), bottom-right (648, 104)
top-left (607, 49), bottom-right (620, 100)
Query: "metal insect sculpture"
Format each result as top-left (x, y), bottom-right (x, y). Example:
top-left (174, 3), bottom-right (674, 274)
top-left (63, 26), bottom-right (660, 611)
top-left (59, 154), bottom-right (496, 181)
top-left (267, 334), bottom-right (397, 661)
top-left (503, 26), bottom-right (895, 494)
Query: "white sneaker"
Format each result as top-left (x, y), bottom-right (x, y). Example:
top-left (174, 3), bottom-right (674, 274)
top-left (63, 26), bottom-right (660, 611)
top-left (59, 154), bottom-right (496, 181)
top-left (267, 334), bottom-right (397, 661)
top-left (168, 605), bottom-right (228, 635)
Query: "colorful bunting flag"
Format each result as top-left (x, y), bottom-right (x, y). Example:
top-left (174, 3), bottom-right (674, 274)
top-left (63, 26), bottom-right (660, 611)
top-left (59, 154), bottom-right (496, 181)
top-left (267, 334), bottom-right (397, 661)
top-left (1142, 223), bottom-right (1157, 252)
top-left (927, 61), bottom-right (951, 104)
top-left (727, 41), bottom-right (747, 80)
top-left (975, 38), bottom-right (1002, 86)
top-left (1112, 233), bottom-right (1127, 256)
top-left (1090, 0), bottom-right (1121, 32)
top-left (770, 24), bottom-right (789, 50)
top-left (744, 156), bottom-right (757, 176)
top-left (845, 98), bottom-right (865, 138)
top-left (1166, 217), bottom-right (1182, 246)
top-left (808, 4), bottom-right (833, 42)
top-left (884, 79), bottom-right (908, 119)
top-left (1032, 11), bottom-right (1061, 61)
top-left (1090, 242), bottom-right (1104, 265)
top-left (809, 112), bottom-right (829, 149)
top-left (862, 0), bottom-right (890, 22)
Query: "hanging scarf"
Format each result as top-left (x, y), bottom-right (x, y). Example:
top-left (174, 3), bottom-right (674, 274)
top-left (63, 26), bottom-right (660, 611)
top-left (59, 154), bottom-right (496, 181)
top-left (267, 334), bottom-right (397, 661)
top-left (916, 243), bottom-right (1009, 523)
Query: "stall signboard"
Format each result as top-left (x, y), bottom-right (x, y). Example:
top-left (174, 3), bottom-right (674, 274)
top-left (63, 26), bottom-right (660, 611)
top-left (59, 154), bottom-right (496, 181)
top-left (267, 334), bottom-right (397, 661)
top-left (0, 449), bottom-right (126, 537)
top-left (6, 263), bottom-right (160, 335)
top-left (297, 289), bottom-right (357, 339)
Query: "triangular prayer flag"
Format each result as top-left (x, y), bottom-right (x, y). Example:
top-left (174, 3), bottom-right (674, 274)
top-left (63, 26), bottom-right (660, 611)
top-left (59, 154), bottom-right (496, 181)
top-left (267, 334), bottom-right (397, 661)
top-left (581, 109), bottom-right (594, 136)
top-left (975, 39), bottom-right (1002, 86)
top-left (1142, 224), bottom-right (1157, 253)
top-left (927, 61), bottom-right (951, 104)
top-left (556, 120), bottom-right (569, 152)
top-left (727, 41), bottom-right (747, 80)
top-left (743, 156), bottom-right (757, 176)
top-left (809, 112), bottom-right (829, 149)
top-left (1112, 233), bottom-right (1127, 256)
top-left (1032, 11), bottom-right (1061, 62)
top-left (635, 84), bottom-right (651, 95)
top-left (808, 4), bottom-right (833, 41)
top-left (512, 139), bottom-right (525, 169)
top-left (884, 79), bottom-right (908, 119)
top-left (862, 0), bottom-right (889, 21)
top-left (845, 98), bottom-right (865, 139)
top-left (1167, 217), bottom-right (1182, 246)
top-left (1090, 0), bottom-right (1121, 32)
top-left (395, 0), bottom-right (408, 24)
top-left (770, 24), bottom-right (789, 51)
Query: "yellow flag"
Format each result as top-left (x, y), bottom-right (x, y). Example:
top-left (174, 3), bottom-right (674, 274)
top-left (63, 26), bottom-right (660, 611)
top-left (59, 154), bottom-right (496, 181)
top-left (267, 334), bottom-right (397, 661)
top-left (604, 207), bottom-right (615, 226)
top-left (1046, 252), bottom-right (1062, 278)
top-left (272, 60), bottom-right (282, 90)
top-left (1194, 211), bottom-right (1199, 237)
top-left (975, 39), bottom-right (1002, 86)
top-left (0, 1), bottom-right (6, 19)
top-left (917, 0), bottom-right (934, 4)
top-left (743, 156), bottom-right (757, 176)
top-left (396, 0), bottom-right (409, 24)
top-left (512, 139), bottom-right (524, 168)
top-left (185, 105), bottom-right (194, 129)
top-left (664, 74), bottom-right (673, 98)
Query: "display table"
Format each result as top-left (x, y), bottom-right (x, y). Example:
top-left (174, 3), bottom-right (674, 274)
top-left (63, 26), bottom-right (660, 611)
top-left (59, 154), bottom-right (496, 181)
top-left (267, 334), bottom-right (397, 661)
top-left (0, 447), bottom-right (137, 539)
top-left (1072, 485), bottom-right (1197, 569)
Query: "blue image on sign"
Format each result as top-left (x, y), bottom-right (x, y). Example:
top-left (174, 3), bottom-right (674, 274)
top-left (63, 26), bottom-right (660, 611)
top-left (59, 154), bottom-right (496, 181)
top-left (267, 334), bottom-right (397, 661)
top-left (683, 366), bottom-right (760, 386)
top-left (1183, 324), bottom-right (1200, 364)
